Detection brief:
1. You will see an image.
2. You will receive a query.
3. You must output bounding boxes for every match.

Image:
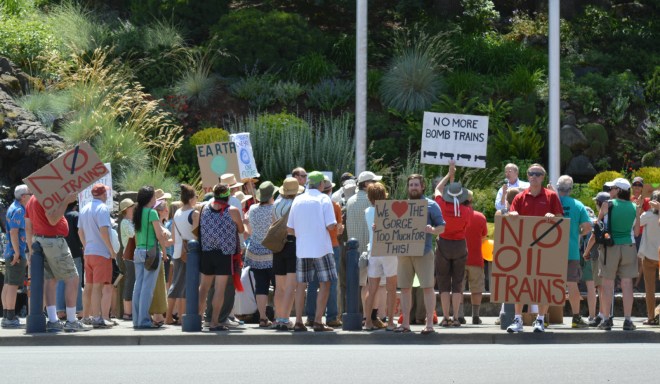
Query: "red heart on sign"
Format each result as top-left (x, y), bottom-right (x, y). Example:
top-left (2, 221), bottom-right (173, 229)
top-left (391, 201), bottom-right (409, 218)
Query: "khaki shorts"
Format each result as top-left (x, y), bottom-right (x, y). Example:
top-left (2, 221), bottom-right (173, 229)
top-left (36, 236), bottom-right (79, 281)
top-left (397, 250), bottom-right (435, 289)
top-left (465, 265), bottom-right (485, 293)
top-left (566, 260), bottom-right (582, 283)
top-left (598, 243), bottom-right (637, 280)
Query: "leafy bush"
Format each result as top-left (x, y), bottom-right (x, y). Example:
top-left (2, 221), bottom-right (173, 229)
top-left (189, 128), bottom-right (230, 146)
top-left (230, 69), bottom-right (278, 110)
top-left (568, 84), bottom-right (600, 115)
top-left (379, 51), bottom-right (440, 113)
top-left (489, 122), bottom-right (544, 165)
top-left (129, 0), bottom-right (230, 43)
top-left (255, 112), bottom-right (309, 136)
top-left (587, 170), bottom-right (623, 191)
top-left (272, 81), bottom-right (305, 107)
top-left (211, 9), bottom-right (323, 75)
top-left (471, 188), bottom-right (497, 221)
top-left (502, 65), bottom-right (544, 98)
top-left (306, 78), bottom-right (354, 111)
top-left (445, 71), bottom-right (491, 99)
top-left (632, 167), bottom-right (660, 185)
top-left (0, 14), bottom-right (59, 75)
top-left (289, 52), bottom-right (338, 84)
top-left (644, 66), bottom-right (660, 105)
top-left (459, 0), bottom-right (499, 34)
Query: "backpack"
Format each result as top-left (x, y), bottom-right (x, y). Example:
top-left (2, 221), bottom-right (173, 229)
top-left (261, 208), bottom-right (291, 253)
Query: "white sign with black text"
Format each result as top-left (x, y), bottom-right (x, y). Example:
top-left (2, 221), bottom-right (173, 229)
top-left (420, 112), bottom-right (489, 168)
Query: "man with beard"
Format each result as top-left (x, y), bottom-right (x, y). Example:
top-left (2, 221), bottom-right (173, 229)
top-left (394, 174), bottom-right (445, 334)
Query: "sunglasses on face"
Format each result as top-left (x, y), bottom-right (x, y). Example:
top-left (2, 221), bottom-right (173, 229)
top-left (527, 171), bottom-right (544, 177)
top-left (632, 183), bottom-right (643, 187)
top-left (295, 174), bottom-right (307, 178)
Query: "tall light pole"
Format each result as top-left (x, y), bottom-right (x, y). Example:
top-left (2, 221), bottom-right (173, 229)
top-left (355, 0), bottom-right (367, 175)
top-left (548, 0), bottom-right (560, 184)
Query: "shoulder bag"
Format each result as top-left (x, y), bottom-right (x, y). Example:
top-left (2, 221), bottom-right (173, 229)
top-left (144, 209), bottom-right (160, 271)
top-left (261, 206), bottom-right (291, 253)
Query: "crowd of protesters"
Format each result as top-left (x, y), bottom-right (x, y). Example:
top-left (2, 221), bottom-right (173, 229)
top-left (2, 162), bottom-right (659, 334)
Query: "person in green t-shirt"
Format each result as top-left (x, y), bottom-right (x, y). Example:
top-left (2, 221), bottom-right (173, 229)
top-left (597, 178), bottom-right (637, 331)
top-left (131, 186), bottom-right (173, 329)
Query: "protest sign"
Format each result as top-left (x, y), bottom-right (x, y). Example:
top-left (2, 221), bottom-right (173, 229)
top-left (196, 141), bottom-right (240, 193)
top-left (229, 132), bottom-right (260, 180)
top-left (490, 215), bottom-right (570, 306)
top-left (23, 142), bottom-right (109, 215)
top-left (420, 112), bottom-right (489, 168)
top-left (78, 163), bottom-right (113, 210)
top-left (372, 200), bottom-right (427, 257)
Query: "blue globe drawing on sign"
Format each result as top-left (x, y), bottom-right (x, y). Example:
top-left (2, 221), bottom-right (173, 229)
top-left (240, 148), bottom-right (250, 164)
top-left (210, 156), bottom-right (227, 176)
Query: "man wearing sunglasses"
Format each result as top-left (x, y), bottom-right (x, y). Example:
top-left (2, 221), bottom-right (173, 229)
top-left (505, 164), bottom-right (564, 333)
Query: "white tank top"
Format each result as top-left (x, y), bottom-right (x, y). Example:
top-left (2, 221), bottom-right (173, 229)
top-left (172, 207), bottom-right (196, 259)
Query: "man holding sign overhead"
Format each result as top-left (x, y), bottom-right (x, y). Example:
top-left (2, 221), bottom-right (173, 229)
top-left (505, 164), bottom-right (564, 333)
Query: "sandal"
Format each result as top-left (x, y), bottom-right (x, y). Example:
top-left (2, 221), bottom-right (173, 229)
top-left (451, 318), bottom-right (461, 327)
top-left (364, 325), bottom-right (379, 331)
top-left (313, 322), bottom-right (334, 332)
top-left (439, 318), bottom-right (451, 327)
top-left (420, 327), bottom-right (435, 335)
top-left (393, 326), bottom-right (411, 333)
top-left (643, 317), bottom-right (659, 325)
top-left (259, 318), bottom-right (273, 328)
top-left (209, 325), bottom-right (229, 331)
top-left (293, 322), bottom-right (308, 332)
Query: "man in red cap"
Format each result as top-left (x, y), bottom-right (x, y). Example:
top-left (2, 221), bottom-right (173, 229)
top-left (79, 183), bottom-right (116, 328)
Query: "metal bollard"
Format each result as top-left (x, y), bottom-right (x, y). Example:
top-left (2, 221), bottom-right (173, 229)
top-left (26, 242), bottom-right (46, 333)
top-left (500, 303), bottom-right (515, 330)
top-left (182, 240), bottom-right (201, 332)
top-left (342, 238), bottom-right (361, 330)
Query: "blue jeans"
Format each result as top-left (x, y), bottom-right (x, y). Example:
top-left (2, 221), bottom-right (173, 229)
top-left (56, 257), bottom-right (83, 312)
top-left (305, 246), bottom-right (340, 321)
top-left (132, 249), bottom-right (159, 328)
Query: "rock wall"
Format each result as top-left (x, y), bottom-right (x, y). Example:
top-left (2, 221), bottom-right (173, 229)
top-left (0, 58), bottom-right (65, 206)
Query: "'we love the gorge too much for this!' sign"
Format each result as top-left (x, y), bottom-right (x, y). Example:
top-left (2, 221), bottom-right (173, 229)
top-left (372, 200), bottom-right (427, 257)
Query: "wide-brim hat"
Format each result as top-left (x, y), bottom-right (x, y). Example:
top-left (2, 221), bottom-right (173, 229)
top-left (233, 191), bottom-right (252, 204)
top-left (442, 182), bottom-right (469, 204)
top-left (119, 198), bottom-right (136, 212)
top-left (279, 177), bottom-right (304, 196)
top-left (220, 173), bottom-right (244, 188)
top-left (256, 181), bottom-right (276, 202)
top-left (357, 171), bottom-right (382, 184)
top-left (154, 189), bottom-right (172, 200)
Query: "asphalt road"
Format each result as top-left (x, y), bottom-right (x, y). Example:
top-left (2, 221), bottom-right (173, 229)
top-left (2, 344), bottom-right (657, 383)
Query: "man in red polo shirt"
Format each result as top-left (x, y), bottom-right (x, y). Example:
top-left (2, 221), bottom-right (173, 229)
top-left (434, 161), bottom-right (472, 329)
top-left (25, 193), bottom-right (90, 332)
top-left (506, 163), bottom-right (564, 333)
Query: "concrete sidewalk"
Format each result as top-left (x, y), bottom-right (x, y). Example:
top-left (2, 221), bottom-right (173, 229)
top-left (2, 316), bottom-right (660, 346)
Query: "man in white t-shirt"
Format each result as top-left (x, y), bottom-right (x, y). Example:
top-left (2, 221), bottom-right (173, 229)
top-left (287, 171), bottom-right (337, 332)
top-left (79, 184), bottom-right (116, 328)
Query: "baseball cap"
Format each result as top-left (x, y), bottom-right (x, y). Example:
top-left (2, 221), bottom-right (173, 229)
top-left (593, 192), bottom-right (610, 203)
top-left (632, 177), bottom-right (644, 187)
top-left (308, 171), bottom-right (325, 184)
top-left (604, 178), bottom-right (631, 191)
top-left (357, 171), bottom-right (383, 183)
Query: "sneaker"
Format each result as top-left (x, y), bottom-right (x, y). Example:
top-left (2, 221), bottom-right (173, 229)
top-left (572, 315), bottom-right (589, 329)
top-left (533, 318), bottom-right (545, 333)
top-left (1, 317), bottom-right (21, 328)
top-left (64, 319), bottom-right (92, 332)
top-left (81, 317), bottom-right (93, 326)
top-left (597, 317), bottom-right (613, 331)
top-left (472, 316), bottom-right (482, 325)
top-left (588, 316), bottom-right (602, 327)
top-left (220, 318), bottom-right (241, 328)
top-left (506, 317), bottom-right (523, 333)
top-left (622, 319), bottom-right (637, 331)
top-left (92, 318), bottom-right (114, 329)
top-left (458, 317), bottom-right (466, 325)
top-left (494, 316), bottom-right (502, 326)
top-left (46, 320), bottom-right (64, 332)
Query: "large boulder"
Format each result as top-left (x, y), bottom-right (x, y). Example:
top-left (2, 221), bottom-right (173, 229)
top-left (564, 155), bottom-right (598, 181)
top-left (560, 124), bottom-right (589, 151)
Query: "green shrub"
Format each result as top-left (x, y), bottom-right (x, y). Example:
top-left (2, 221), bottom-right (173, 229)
top-left (272, 81), bottom-right (304, 106)
top-left (489, 122), bottom-right (544, 165)
top-left (0, 14), bottom-right (59, 75)
top-left (568, 84), bottom-right (600, 115)
top-left (502, 65), bottom-right (544, 98)
top-left (289, 52), bottom-right (338, 84)
top-left (189, 128), bottom-right (230, 146)
top-left (633, 167), bottom-right (660, 185)
top-left (459, 0), bottom-right (499, 34)
top-left (379, 51), bottom-right (440, 113)
top-left (329, 33), bottom-right (355, 72)
top-left (456, 34), bottom-right (546, 76)
top-left (129, 0), bottom-right (230, 43)
top-left (211, 9), bottom-right (323, 75)
top-left (306, 78), bottom-right (354, 111)
top-left (445, 71), bottom-right (490, 99)
top-left (367, 69), bottom-right (383, 100)
top-left (230, 70), bottom-right (278, 110)
top-left (644, 66), bottom-right (660, 105)
top-left (16, 90), bottom-right (72, 129)
top-left (509, 96), bottom-right (538, 125)
top-left (572, 183), bottom-right (598, 212)
top-left (587, 170), bottom-right (623, 191)
top-left (471, 188), bottom-right (497, 221)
